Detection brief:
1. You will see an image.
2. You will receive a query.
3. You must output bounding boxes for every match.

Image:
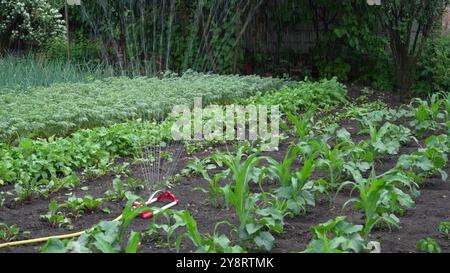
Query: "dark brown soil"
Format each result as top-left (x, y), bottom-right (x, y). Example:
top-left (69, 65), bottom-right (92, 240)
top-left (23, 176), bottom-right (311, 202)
top-left (0, 91), bottom-right (449, 253)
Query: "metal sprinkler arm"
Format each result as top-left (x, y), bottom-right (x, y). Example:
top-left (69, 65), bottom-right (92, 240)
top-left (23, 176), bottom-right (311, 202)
top-left (133, 191), bottom-right (180, 219)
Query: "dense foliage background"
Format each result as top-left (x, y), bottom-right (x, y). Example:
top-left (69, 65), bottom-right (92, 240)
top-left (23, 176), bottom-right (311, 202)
top-left (0, 0), bottom-right (449, 98)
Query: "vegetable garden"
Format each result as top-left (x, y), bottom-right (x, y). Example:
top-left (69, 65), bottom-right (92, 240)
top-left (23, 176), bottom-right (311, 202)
top-left (0, 0), bottom-right (449, 255)
top-left (0, 74), bottom-right (448, 253)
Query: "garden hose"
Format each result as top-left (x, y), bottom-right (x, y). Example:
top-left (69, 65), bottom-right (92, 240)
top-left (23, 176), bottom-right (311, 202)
top-left (0, 191), bottom-right (179, 250)
top-left (0, 214), bottom-right (123, 249)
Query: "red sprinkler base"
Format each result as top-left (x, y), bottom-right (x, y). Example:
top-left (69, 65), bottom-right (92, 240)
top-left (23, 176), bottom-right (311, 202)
top-left (132, 191), bottom-right (180, 219)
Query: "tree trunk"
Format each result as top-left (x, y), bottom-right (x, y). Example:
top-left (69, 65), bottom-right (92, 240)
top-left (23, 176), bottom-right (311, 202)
top-left (393, 48), bottom-right (416, 102)
top-left (118, 0), bottom-right (128, 72)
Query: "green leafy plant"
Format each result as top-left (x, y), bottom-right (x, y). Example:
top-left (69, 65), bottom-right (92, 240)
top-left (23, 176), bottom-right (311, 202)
top-left (126, 178), bottom-right (146, 192)
top-left (340, 169), bottom-right (415, 239)
top-left (266, 145), bottom-right (316, 216)
top-left (396, 135), bottom-right (449, 181)
top-left (218, 146), bottom-right (283, 251)
top-left (266, 145), bottom-right (301, 188)
top-left (175, 210), bottom-right (245, 253)
top-left (361, 122), bottom-right (415, 158)
top-left (0, 72), bottom-right (283, 143)
top-left (40, 200), bottom-right (72, 229)
top-left (60, 195), bottom-right (104, 218)
top-left (14, 179), bottom-right (41, 202)
top-left (285, 110), bottom-right (315, 142)
top-left (0, 223), bottom-right (29, 243)
top-left (111, 162), bottom-right (132, 176)
top-left (146, 211), bottom-right (187, 248)
top-left (316, 140), bottom-right (350, 189)
top-left (46, 175), bottom-right (81, 195)
top-left (410, 95), bottom-right (447, 138)
top-left (318, 58), bottom-right (351, 82)
top-left (417, 238), bottom-right (441, 253)
top-left (244, 78), bottom-right (347, 114)
top-left (105, 177), bottom-right (132, 201)
top-left (182, 156), bottom-right (217, 177)
top-left (303, 216), bottom-right (366, 253)
top-left (193, 172), bottom-right (226, 208)
top-left (41, 197), bottom-right (148, 253)
top-left (415, 34), bottom-right (450, 95)
top-left (438, 221), bottom-right (450, 239)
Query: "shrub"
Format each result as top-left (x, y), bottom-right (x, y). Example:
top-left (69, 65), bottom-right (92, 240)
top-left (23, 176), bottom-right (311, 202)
top-left (318, 58), bottom-right (351, 82)
top-left (42, 34), bottom-right (103, 63)
top-left (0, 0), bottom-right (66, 51)
top-left (414, 34), bottom-right (450, 96)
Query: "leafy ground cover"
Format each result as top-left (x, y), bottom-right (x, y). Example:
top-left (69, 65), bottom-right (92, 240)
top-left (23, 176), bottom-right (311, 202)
top-left (0, 81), bottom-right (448, 253)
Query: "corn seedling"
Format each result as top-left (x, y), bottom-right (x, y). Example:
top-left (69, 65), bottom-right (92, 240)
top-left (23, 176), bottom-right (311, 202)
top-left (316, 140), bottom-right (350, 190)
top-left (410, 95), bottom-right (447, 138)
top-left (267, 147), bottom-right (316, 216)
top-left (217, 146), bottom-right (283, 251)
top-left (266, 145), bottom-right (301, 188)
top-left (340, 169), bottom-right (415, 239)
top-left (193, 172), bottom-right (226, 208)
top-left (285, 110), bottom-right (315, 141)
top-left (175, 210), bottom-right (245, 253)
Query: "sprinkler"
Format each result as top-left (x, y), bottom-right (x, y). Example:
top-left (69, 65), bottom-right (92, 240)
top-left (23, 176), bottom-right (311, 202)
top-left (132, 137), bottom-right (185, 218)
top-left (132, 191), bottom-right (179, 219)
top-left (0, 136), bottom-right (185, 249)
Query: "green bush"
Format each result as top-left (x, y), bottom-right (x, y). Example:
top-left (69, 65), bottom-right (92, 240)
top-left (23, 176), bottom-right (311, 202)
top-left (318, 58), bottom-right (351, 82)
top-left (42, 34), bottom-right (103, 64)
top-left (357, 53), bottom-right (394, 92)
top-left (0, 0), bottom-right (66, 51)
top-left (414, 34), bottom-right (450, 95)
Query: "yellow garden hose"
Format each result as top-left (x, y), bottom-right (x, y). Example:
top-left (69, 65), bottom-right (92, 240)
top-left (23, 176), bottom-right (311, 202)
top-left (0, 214), bottom-right (124, 249)
top-left (0, 194), bottom-right (179, 250)
top-left (0, 192), bottom-right (179, 250)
